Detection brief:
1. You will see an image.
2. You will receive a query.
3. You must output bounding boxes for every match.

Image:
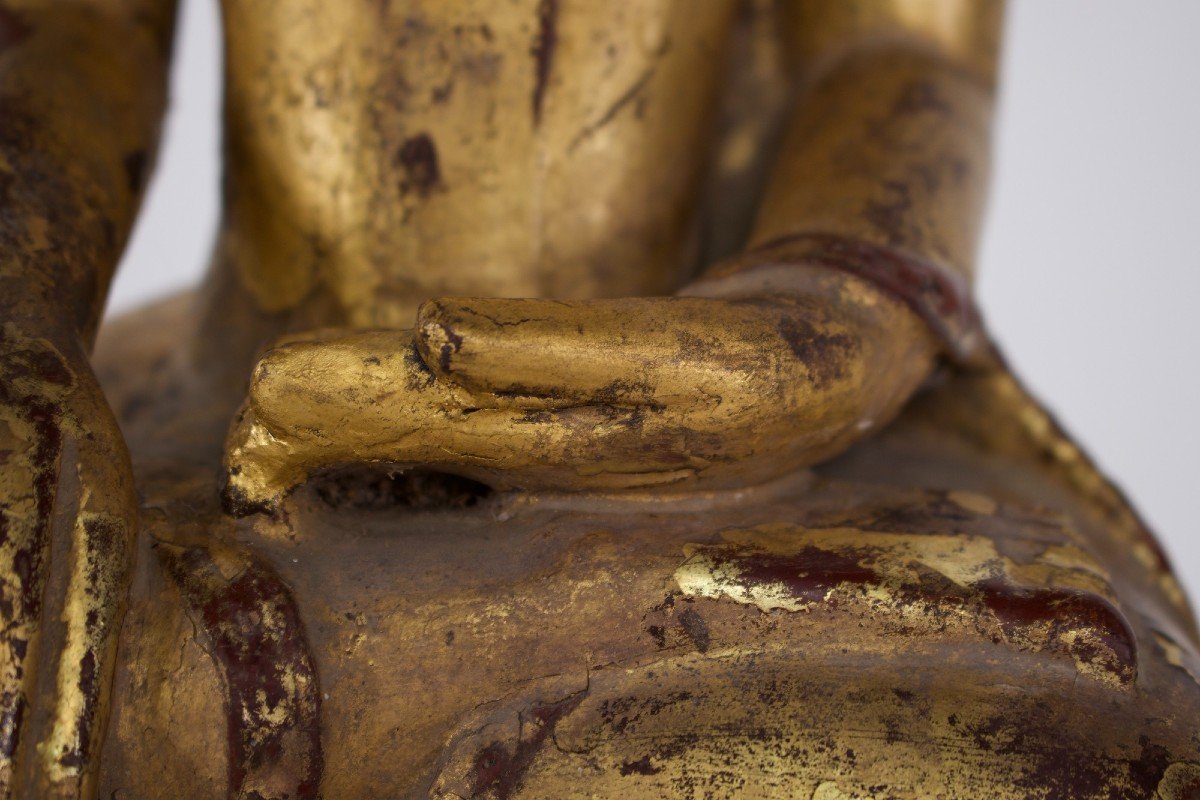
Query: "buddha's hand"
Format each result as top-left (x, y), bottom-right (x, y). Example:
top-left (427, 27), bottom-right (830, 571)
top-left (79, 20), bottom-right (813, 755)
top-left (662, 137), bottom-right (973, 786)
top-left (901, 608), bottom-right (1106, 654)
top-left (223, 266), bottom-right (938, 513)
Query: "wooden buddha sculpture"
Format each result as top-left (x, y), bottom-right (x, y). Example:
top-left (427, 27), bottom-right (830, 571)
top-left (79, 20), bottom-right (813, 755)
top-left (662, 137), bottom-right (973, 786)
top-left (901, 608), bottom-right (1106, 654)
top-left (1, 0), bottom-right (1198, 796)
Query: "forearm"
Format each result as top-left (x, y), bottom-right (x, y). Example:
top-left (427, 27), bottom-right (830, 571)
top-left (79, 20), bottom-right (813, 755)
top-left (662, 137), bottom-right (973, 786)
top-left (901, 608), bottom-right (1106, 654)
top-left (0, 0), bottom-right (176, 343)
top-left (711, 0), bottom-right (1002, 358)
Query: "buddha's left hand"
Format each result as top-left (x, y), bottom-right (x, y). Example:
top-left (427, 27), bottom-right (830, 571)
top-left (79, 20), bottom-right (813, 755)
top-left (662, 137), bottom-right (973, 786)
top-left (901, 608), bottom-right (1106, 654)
top-left (222, 265), bottom-right (938, 513)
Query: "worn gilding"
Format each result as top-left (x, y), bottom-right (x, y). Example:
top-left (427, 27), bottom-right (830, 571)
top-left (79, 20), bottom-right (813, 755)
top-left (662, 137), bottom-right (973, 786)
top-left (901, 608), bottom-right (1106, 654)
top-left (1, 0), bottom-right (1197, 797)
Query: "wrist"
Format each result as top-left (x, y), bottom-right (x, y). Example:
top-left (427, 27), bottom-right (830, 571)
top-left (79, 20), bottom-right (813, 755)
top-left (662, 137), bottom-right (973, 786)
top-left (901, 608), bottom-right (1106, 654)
top-left (687, 233), bottom-right (983, 362)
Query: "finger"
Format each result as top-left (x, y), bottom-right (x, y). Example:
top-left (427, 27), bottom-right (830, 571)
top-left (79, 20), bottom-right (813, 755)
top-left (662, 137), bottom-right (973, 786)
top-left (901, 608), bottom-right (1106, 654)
top-left (224, 360), bottom-right (867, 506)
top-left (245, 330), bottom-right (465, 435)
top-left (425, 405), bottom-right (721, 491)
top-left (416, 296), bottom-right (834, 409)
top-left (412, 403), bottom-right (809, 491)
top-left (224, 298), bottom-right (934, 509)
top-left (224, 330), bottom-right (462, 511)
top-left (224, 328), bottom-right (727, 504)
top-left (227, 400), bottom-right (715, 499)
top-left (225, 382), bottom-right (871, 500)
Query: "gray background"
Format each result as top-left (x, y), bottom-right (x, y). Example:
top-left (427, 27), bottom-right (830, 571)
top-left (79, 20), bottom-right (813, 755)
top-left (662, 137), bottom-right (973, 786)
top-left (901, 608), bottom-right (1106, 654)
top-left (105, 1), bottom-right (1200, 599)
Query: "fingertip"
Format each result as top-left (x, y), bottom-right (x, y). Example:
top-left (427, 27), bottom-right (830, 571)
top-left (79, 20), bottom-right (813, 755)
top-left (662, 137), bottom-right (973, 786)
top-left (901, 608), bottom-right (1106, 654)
top-left (248, 343), bottom-right (298, 403)
top-left (249, 338), bottom-right (340, 403)
top-left (221, 411), bottom-right (292, 517)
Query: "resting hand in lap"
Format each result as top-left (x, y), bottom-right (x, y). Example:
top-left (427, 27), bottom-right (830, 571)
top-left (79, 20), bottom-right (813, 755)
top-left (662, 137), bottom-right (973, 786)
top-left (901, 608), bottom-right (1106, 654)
top-left (221, 14), bottom-right (996, 509)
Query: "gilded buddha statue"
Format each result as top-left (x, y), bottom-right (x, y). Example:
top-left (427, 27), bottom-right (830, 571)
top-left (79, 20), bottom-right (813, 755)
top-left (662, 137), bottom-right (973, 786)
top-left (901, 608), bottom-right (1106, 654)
top-left (1, 0), bottom-right (1198, 797)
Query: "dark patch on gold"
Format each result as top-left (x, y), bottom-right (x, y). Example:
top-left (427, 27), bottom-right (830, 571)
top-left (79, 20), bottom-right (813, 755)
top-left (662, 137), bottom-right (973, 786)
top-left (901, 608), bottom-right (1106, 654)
top-left (747, 233), bottom-right (981, 360)
top-left (677, 607), bottom-right (710, 653)
top-left (530, 0), bottom-right (558, 124)
top-left (161, 544), bottom-right (324, 798)
top-left (470, 690), bottom-right (585, 799)
top-left (397, 132), bottom-right (443, 196)
top-left (776, 317), bottom-right (858, 389)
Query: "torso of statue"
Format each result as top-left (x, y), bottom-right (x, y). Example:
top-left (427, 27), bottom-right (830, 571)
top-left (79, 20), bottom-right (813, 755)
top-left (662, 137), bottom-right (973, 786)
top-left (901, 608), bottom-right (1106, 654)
top-left (212, 0), bottom-right (744, 329)
top-left (0, 1), bottom-right (1197, 798)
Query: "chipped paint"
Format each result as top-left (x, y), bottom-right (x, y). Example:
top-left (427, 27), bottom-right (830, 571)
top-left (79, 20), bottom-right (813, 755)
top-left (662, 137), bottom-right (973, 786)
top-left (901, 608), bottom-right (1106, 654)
top-left (675, 522), bottom-right (1136, 684)
top-left (161, 544), bottom-right (323, 799)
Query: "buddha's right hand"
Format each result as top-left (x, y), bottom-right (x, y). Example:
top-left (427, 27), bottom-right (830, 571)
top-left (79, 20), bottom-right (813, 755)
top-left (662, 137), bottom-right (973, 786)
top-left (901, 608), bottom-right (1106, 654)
top-left (222, 265), bottom-right (939, 514)
top-left (0, 319), bottom-right (137, 792)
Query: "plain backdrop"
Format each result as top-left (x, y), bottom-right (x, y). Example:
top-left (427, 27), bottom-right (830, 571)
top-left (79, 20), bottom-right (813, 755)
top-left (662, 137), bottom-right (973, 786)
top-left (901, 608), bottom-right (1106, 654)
top-left (104, 1), bottom-right (1200, 599)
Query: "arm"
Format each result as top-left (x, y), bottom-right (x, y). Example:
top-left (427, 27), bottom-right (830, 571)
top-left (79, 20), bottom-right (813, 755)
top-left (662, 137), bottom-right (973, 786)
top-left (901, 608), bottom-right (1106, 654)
top-left (0, 1), bottom-right (175, 795)
top-left (223, 0), bottom-right (1003, 509)
top-left (723, 0), bottom-right (1002, 357)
